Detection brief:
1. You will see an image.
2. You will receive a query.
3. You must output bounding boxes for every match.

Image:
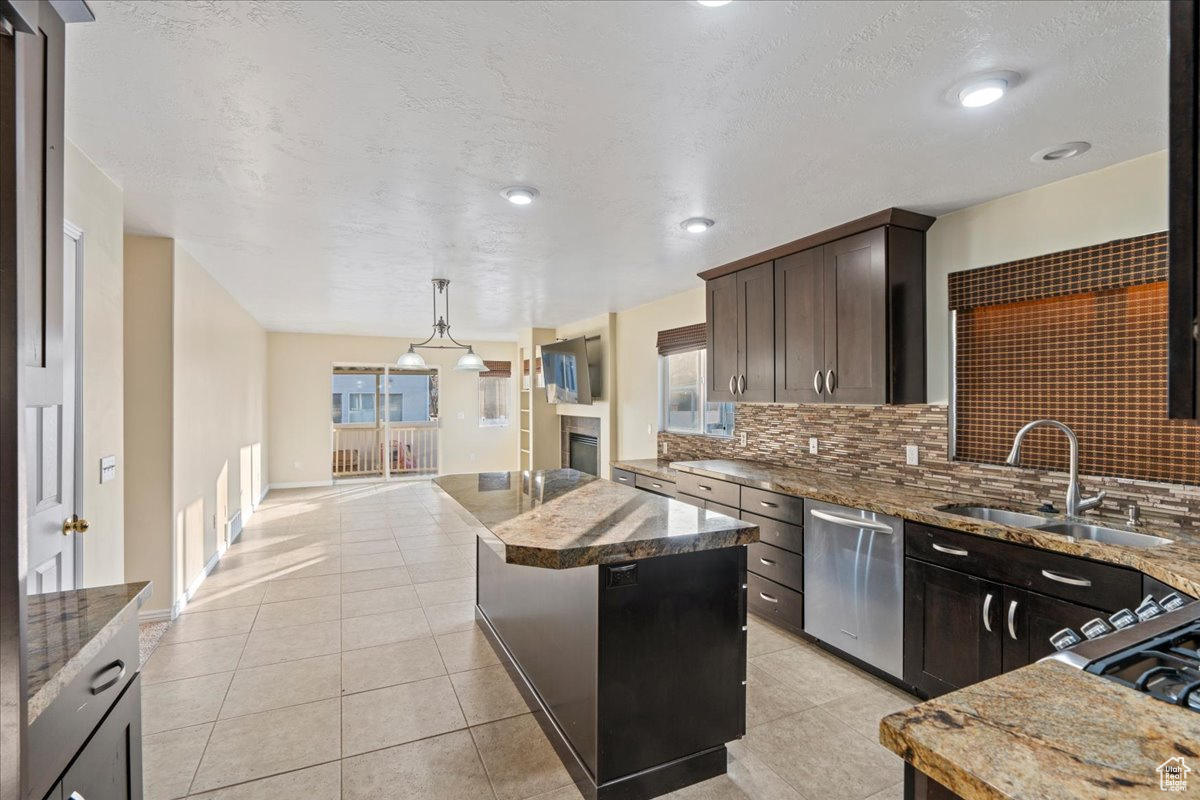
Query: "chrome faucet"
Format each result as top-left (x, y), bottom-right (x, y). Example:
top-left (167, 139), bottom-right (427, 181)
top-left (1005, 419), bottom-right (1105, 518)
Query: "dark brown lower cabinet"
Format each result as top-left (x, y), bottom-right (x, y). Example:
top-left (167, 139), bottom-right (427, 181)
top-left (56, 674), bottom-right (143, 800)
top-left (905, 558), bottom-right (1114, 698)
top-left (903, 560), bottom-right (1002, 698)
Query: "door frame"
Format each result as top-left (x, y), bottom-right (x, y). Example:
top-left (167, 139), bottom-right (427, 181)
top-left (64, 220), bottom-right (83, 588)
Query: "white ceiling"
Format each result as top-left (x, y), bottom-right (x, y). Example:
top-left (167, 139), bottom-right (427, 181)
top-left (66, 0), bottom-right (1168, 341)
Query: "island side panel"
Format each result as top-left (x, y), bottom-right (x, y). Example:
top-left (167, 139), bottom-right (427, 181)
top-left (477, 539), bottom-right (600, 776)
top-left (595, 546), bottom-right (747, 785)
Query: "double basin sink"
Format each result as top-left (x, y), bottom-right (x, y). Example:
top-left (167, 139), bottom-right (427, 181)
top-left (940, 505), bottom-right (1174, 549)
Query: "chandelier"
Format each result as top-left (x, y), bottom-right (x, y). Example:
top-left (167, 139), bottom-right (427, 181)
top-left (396, 279), bottom-right (488, 372)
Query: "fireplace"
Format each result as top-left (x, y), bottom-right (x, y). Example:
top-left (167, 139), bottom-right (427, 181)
top-left (568, 433), bottom-right (599, 477)
top-left (561, 415), bottom-right (601, 476)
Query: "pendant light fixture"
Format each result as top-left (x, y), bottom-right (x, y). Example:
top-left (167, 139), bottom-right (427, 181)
top-left (396, 279), bottom-right (489, 372)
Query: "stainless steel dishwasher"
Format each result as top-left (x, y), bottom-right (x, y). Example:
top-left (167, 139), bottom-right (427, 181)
top-left (803, 499), bottom-right (904, 678)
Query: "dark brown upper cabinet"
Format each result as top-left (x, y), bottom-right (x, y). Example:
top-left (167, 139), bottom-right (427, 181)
top-left (707, 261), bottom-right (775, 402)
top-left (774, 247), bottom-right (825, 403)
top-left (1169, 0), bottom-right (1200, 418)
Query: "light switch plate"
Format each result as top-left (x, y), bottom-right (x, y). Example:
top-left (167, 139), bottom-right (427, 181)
top-left (906, 445), bottom-right (919, 466)
top-left (100, 455), bottom-right (117, 484)
top-left (809, 437), bottom-right (819, 455)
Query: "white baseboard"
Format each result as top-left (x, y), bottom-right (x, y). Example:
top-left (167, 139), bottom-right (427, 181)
top-left (257, 485), bottom-right (269, 505)
top-left (138, 607), bottom-right (173, 623)
top-left (268, 480), bottom-right (334, 490)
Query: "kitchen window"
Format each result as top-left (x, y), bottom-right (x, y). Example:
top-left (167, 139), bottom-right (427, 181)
top-left (660, 349), bottom-right (735, 437)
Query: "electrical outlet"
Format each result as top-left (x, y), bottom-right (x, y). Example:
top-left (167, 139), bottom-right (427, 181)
top-left (662, 441), bottom-right (669, 455)
top-left (738, 431), bottom-right (747, 447)
top-left (809, 437), bottom-right (819, 455)
top-left (906, 445), bottom-right (919, 466)
top-left (457, 411), bottom-right (465, 420)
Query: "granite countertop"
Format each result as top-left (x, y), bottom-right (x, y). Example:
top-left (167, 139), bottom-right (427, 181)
top-left (880, 660), bottom-right (1200, 799)
top-left (26, 581), bottom-right (152, 723)
top-left (627, 458), bottom-right (1200, 598)
top-left (435, 469), bottom-right (757, 569)
top-left (611, 458), bottom-right (679, 483)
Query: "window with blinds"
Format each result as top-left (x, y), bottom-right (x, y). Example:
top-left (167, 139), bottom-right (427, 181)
top-left (656, 324), bottom-right (735, 437)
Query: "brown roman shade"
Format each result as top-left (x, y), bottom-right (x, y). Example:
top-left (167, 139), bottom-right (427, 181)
top-left (656, 323), bottom-right (706, 356)
top-left (482, 360), bottom-right (511, 377)
top-left (522, 358), bottom-right (541, 375)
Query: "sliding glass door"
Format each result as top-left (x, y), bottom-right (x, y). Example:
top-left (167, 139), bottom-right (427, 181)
top-left (331, 366), bottom-right (439, 480)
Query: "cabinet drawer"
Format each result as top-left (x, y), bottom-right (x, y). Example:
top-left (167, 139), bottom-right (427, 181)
top-left (906, 523), bottom-right (1142, 612)
top-left (741, 486), bottom-right (804, 524)
top-left (612, 468), bottom-right (636, 487)
top-left (677, 472), bottom-right (740, 508)
top-left (748, 573), bottom-right (804, 632)
top-left (29, 617), bottom-right (139, 800)
top-left (741, 511), bottom-right (803, 555)
top-left (748, 542), bottom-right (803, 590)
top-left (706, 500), bottom-right (741, 519)
top-left (634, 473), bottom-right (676, 498)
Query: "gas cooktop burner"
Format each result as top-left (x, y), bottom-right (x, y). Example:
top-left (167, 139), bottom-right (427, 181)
top-left (1044, 595), bottom-right (1200, 713)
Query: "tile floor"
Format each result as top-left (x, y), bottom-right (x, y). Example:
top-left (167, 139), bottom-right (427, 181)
top-left (140, 480), bottom-right (913, 800)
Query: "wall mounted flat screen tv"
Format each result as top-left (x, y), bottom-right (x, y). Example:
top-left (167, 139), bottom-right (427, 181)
top-left (542, 336), bottom-right (601, 405)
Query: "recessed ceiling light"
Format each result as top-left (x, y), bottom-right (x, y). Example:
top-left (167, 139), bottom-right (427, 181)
top-left (959, 79), bottom-right (1008, 108)
top-left (681, 217), bottom-right (715, 233)
top-left (945, 70), bottom-right (1021, 109)
top-left (1031, 141), bottom-right (1092, 162)
top-left (501, 186), bottom-right (539, 205)
top-left (696, 0), bottom-right (733, 6)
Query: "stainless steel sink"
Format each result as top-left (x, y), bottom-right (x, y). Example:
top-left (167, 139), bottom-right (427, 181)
top-left (1032, 522), bottom-right (1174, 549)
top-left (939, 505), bottom-right (1053, 528)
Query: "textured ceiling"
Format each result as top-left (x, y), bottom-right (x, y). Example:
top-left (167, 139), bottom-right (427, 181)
top-left (65, 0), bottom-right (1168, 340)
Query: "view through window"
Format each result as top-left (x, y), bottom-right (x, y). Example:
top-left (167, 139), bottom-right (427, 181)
top-left (661, 349), bottom-right (735, 437)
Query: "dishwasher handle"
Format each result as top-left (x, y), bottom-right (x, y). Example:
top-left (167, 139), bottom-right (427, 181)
top-left (809, 508), bottom-right (894, 534)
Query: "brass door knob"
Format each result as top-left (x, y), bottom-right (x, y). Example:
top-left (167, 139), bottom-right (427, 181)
top-left (62, 516), bottom-right (90, 536)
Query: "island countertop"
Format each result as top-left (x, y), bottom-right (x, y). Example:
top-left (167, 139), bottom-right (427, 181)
top-left (434, 469), bottom-right (758, 569)
top-left (879, 660), bottom-right (1200, 799)
top-left (26, 581), bottom-right (152, 723)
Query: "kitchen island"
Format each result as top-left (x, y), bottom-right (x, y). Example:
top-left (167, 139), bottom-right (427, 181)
top-left (434, 469), bottom-right (758, 800)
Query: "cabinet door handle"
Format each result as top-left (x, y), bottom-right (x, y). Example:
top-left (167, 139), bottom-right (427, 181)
top-left (1007, 599), bottom-right (1019, 640)
top-left (729, 375), bottom-right (737, 397)
top-left (758, 592), bottom-right (779, 603)
top-left (759, 557), bottom-right (777, 566)
top-left (826, 369), bottom-right (836, 394)
top-left (69, 793), bottom-right (86, 800)
top-left (1041, 569), bottom-right (1092, 588)
top-left (982, 592), bottom-right (994, 632)
top-left (759, 500), bottom-right (778, 509)
top-left (738, 374), bottom-right (746, 394)
top-left (813, 371), bottom-right (824, 395)
top-left (90, 659), bottom-right (126, 695)
top-left (932, 542), bottom-right (969, 557)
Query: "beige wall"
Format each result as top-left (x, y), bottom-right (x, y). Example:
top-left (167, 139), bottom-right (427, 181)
top-left (124, 237), bottom-right (269, 614)
top-left (123, 237), bottom-right (174, 611)
top-left (926, 150), bottom-right (1169, 404)
top-left (613, 287), bottom-right (705, 461)
top-left (172, 244), bottom-right (268, 592)
top-left (65, 142), bottom-right (126, 588)
top-left (267, 333), bottom-right (519, 485)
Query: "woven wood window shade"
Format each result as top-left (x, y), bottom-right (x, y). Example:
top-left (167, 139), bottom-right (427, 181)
top-left (522, 358), bottom-right (541, 376)
top-left (482, 360), bottom-right (511, 377)
top-left (656, 323), bottom-right (707, 356)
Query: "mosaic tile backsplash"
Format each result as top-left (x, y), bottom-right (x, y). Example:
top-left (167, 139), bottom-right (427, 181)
top-left (659, 402), bottom-right (1200, 537)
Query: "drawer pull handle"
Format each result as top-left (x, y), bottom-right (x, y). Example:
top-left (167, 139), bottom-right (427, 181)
top-left (839, 628), bottom-right (858, 640)
top-left (651, 482), bottom-right (662, 488)
top-left (932, 543), bottom-right (969, 557)
top-left (759, 501), bottom-right (778, 508)
top-left (90, 659), bottom-right (126, 695)
top-left (759, 557), bottom-right (777, 566)
top-left (758, 592), bottom-right (779, 603)
top-left (697, 484), bottom-right (712, 492)
top-left (69, 793), bottom-right (86, 800)
top-left (1041, 569), bottom-right (1092, 588)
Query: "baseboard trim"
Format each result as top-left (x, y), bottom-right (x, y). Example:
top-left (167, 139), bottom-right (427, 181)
top-left (268, 480), bottom-right (334, 490)
top-left (138, 607), bottom-right (173, 623)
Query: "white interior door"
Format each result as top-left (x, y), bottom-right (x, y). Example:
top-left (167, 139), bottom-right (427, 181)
top-left (25, 230), bottom-right (77, 594)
